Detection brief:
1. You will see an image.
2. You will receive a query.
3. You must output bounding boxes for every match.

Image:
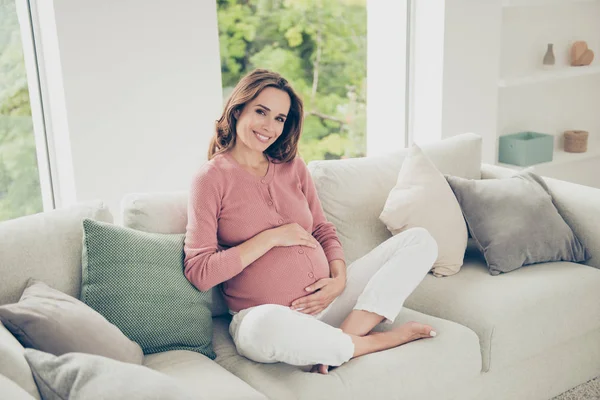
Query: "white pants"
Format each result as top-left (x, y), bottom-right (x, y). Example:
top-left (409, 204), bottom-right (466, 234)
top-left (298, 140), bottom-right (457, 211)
top-left (228, 227), bottom-right (438, 367)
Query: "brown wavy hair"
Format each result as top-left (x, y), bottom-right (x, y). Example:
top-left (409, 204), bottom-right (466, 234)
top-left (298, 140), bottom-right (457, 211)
top-left (208, 69), bottom-right (304, 163)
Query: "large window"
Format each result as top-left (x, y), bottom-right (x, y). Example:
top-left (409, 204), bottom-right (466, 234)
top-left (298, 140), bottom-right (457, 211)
top-left (217, 0), bottom-right (367, 162)
top-left (0, 0), bottom-right (43, 221)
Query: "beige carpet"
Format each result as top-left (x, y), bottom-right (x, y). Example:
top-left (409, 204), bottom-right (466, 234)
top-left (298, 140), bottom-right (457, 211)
top-left (552, 377), bottom-right (600, 400)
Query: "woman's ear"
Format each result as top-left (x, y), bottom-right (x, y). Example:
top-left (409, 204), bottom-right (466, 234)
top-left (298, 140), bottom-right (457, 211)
top-left (233, 109), bottom-right (240, 119)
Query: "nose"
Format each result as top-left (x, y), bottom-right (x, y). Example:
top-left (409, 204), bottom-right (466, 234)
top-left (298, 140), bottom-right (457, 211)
top-left (262, 119), bottom-right (276, 134)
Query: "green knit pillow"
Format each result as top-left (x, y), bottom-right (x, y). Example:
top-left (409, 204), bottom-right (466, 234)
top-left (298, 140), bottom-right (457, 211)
top-left (80, 219), bottom-right (215, 359)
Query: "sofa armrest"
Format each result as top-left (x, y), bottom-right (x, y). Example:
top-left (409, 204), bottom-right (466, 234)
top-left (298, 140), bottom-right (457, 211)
top-left (543, 177), bottom-right (600, 269)
top-left (480, 163), bottom-right (600, 269)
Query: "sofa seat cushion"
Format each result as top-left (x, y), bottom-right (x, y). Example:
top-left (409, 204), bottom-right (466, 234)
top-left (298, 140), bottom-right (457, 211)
top-left (0, 373), bottom-right (36, 400)
top-left (143, 350), bottom-right (267, 400)
top-left (212, 309), bottom-right (481, 400)
top-left (404, 247), bottom-right (600, 373)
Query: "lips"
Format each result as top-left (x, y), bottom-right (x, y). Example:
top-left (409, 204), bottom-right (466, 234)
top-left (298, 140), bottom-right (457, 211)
top-left (253, 130), bottom-right (271, 143)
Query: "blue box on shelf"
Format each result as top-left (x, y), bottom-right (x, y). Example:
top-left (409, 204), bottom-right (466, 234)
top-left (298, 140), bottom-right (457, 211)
top-left (498, 132), bottom-right (554, 167)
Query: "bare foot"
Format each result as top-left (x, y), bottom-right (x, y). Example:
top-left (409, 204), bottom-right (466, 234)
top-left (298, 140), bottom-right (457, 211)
top-left (392, 321), bottom-right (437, 344)
top-left (309, 322), bottom-right (437, 373)
top-left (310, 364), bottom-right (330, 374)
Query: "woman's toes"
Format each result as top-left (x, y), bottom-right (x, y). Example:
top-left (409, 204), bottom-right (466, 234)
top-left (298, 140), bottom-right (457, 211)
top-left (419, 324), bottom-right (436, 339)
top-left (421, 324), bottom-right (436, 338)
top-left (407, 321), bottom-right (436, 339)
top-left (310, 364), bottom-right (329, 374)
top-left (390, 322), bottom-right (438, 345)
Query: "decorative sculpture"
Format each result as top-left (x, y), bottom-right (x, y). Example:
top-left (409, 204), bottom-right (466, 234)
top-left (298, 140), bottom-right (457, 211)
top-left (571, 41), bottom-right (594, 66)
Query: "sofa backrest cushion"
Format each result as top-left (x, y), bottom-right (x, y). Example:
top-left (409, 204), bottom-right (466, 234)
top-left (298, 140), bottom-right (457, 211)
top-left (307, 133), bottom-right (482, 264)
top-left (0, 201), bottom-right (112, 306)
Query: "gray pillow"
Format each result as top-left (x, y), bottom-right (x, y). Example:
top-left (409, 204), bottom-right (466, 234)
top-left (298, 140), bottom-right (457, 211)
top-left (0, 280), bottom-right (143, 364)
top-left (24, 349), bottom-right (200, 400)
top-left (446, 172), bottom-right (590, 275)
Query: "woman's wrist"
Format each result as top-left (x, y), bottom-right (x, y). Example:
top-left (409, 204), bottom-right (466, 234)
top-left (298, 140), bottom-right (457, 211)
top-left (329, 259), bottom-right (347, 282)
top-left (261, 229), bottom-right (277, 250)
top-left (333, 275), bottom-right (346, 290)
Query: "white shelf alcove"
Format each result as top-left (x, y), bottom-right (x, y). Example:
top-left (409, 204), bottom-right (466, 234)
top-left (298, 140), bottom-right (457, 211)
top-left (499, 65), bottom-right (600, 87)
top-left (502, 0), bottom-right (598, 8)
top-left (503, 0), bottom-right (600, 7)
top-left (496, 0), bottom-right (600, 187)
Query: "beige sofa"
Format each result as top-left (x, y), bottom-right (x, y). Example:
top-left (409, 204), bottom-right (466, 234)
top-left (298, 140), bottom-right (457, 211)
top-left (1, 133), bottom-right (599, 400)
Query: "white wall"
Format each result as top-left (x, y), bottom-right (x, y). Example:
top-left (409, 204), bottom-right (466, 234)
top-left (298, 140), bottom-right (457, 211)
top-left (366, 0), bottom-right (408, 156)
top-left (34, 0), bottom-right (222, 221)
top-left (411, 0), bottom-right (502, 164)
top-left (410, 0), bottom-right (445, 147)
top-left (440, 0), bottom-right (503, 164)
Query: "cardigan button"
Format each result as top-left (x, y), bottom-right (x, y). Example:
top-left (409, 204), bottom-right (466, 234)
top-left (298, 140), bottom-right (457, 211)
top-left (308, 272), bottom-right (314, 278)
top-left (261, 179), bottom-right (266, 184)
top-left (268, 201), bottom-right (273, 206)
top-left (278, 219), bottom-right (283, 224)
top-left (298, 249), bottom-right (304, 254)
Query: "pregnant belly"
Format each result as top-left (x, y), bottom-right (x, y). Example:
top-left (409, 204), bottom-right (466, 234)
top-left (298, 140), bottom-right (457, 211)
top-left (223, 245), bottom-right (331, 310)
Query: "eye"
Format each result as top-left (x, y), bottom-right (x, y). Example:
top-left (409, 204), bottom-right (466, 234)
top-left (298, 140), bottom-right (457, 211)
top-left (276, 117), bottom-right (286, 123)
top-left (255, 109), bottom-right (266, 116)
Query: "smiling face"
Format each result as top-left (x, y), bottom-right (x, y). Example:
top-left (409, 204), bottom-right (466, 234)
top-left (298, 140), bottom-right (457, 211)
top-left (234, 86), bottom-right (291, 155)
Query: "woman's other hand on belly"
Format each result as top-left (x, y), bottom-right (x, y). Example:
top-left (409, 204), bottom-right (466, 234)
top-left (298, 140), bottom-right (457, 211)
top-left (290, 275), bottom-right (346, 316)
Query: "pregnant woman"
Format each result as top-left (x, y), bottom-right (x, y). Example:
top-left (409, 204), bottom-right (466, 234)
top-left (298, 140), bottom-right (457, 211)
top-left (184, 69), bottom-right (438, 374)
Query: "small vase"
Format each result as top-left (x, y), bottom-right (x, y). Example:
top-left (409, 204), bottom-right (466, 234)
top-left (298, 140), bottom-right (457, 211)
top-left (543, 43), bottom-right (555, 69)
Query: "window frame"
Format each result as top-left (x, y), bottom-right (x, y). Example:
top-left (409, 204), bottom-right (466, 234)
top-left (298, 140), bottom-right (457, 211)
top-left (14, 0), bottom-right (55, 212)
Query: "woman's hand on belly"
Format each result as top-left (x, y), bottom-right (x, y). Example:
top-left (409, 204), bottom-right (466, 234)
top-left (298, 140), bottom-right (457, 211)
top-left (268, 223), bottom-right (319, 249)
top-left (289, 276), bottom-right (346, 315)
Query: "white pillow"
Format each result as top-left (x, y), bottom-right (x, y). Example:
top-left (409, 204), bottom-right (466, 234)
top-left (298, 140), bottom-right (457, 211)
top-left (379, 145), bottom-right (468, 277)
